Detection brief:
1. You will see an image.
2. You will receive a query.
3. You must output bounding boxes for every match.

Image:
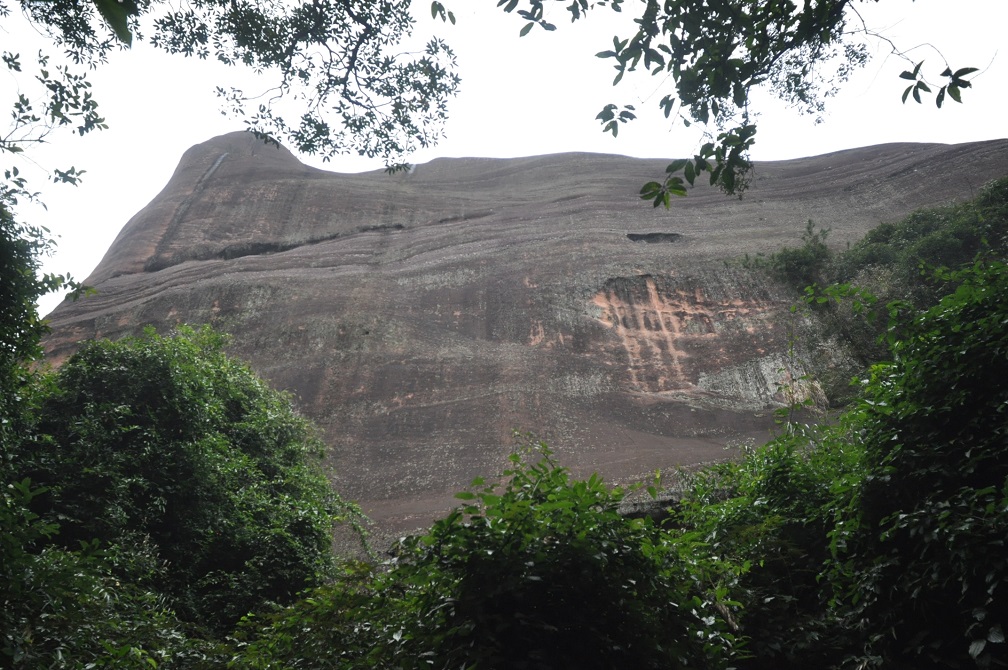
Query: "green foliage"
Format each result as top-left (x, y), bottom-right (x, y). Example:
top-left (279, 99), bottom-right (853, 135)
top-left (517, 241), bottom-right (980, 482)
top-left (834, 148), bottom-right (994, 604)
top-left (671, 260), bottom-right (1008, 669)
top-left (0, 205), bottom-right (52, 391)
top-left (393, 444), bottom-right (737, 669)
top-left (502, 0), bottom-right (883, 201)
top-left (6, 0), bottom-right (460, 167)
top-left (747, 178), bottom-right (1008, 305)
top-left (828, 176), bottom-right (1008, 365)
top-left (228, 561), bottom-right (387, 669)
top-left (501, 1), bottom-right (980, 204)
top-left (1, 47), bottom-right (107, 164)
top-left (0, 204), bottom-right (85, 458)
top-left (743, 220), bottom-right (833, 291)
top-left (837, 176), bottom-right (1008, 299)
top-left (899, 60), bottom-right (979, 108)
top-left (675, 424), bottom-right (866, 668)
top-left (835, 260), bottom-right (1008, 668)
top-left (232, 443), bottom-right (740, 669)
top-left (0, 478), bottom-right (205, 667)
top-left (740, 177), bottom-right (1008, 375)
top-left (0, 205), bottom-right (80, 366)
top-left (11, 325), bottom-right (361, 637)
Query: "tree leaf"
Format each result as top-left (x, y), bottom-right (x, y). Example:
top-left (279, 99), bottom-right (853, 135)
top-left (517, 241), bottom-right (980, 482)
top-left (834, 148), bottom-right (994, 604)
top-left (596, 104), bottom-right (616, 121)
top-left (664, 158), bottom-right (688, 174)
top-left (684, 161), bottom-right (695, 185)
top-left (988, 625), bottom-right (1005, 644)
top-left (640, 181), bottom-right (662, 196)
top-left (519, 22), bottom-right (534, 37)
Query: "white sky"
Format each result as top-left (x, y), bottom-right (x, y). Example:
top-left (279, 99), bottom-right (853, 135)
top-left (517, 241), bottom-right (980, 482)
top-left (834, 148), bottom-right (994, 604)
top-left (3, 0), bottom-right (1006, 316)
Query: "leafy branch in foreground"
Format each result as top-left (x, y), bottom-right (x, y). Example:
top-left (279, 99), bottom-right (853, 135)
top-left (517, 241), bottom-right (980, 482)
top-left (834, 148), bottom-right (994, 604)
top-left (500, 0), bottom-right (980, 206)
top-left (898, 60), bottom-right (979, 107)
top-left (9, 0), bottom-right (461, 167)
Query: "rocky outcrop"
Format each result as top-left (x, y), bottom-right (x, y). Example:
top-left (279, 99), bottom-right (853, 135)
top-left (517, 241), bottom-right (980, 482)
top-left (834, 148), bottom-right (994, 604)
top-left (43, 132), bottom-right (1008, 532)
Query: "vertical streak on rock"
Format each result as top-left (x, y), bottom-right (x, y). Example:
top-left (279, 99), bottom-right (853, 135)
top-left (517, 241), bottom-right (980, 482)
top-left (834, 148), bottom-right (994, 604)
top-left (608, 290), bottom-right (642, 391)
top-left (150, 152), bottom-right (230, 267)
top-left (645, 277), bottom-right (685, 391)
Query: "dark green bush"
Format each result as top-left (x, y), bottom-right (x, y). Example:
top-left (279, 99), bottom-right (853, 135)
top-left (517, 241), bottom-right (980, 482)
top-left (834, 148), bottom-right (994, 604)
top-left (769, 220), bottom-right (832, 288)
top-left (673, 261), bottom-right (1008, 669)
top-left (742, 220), bottom-right (833, 291)
top-left (13, 325), bottom-right (361, 637)
top-left (0, 478), bottom-right (205, 667)
top-left (836, 176), bottom-right (1008, 299)
top-left (395, 446), bottom-right (737, 670)
top-left (835, 260), bottom-right (1008, 668)
top-left (233, 444), bottom-right (741, 670)
top-left (675, 425), bottom-right (866, 668)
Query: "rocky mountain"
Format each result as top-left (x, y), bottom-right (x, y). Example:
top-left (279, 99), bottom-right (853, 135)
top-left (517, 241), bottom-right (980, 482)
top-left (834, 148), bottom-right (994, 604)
top-left (43, 132), bottom-right (1008, 533)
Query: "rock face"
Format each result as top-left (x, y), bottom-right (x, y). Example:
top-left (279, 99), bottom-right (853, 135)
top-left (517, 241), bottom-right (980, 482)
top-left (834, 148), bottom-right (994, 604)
top-left (43, 132), bottom-right (1008, 532)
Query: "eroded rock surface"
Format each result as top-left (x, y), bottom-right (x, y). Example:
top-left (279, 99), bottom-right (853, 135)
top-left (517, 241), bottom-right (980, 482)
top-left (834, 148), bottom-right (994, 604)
top-left (43, 132), bottom-right (1008, 533)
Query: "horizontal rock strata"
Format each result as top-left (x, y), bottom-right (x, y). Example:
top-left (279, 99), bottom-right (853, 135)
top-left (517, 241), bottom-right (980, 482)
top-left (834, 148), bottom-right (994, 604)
top-left (44, 132), bottom-right (1008, 533)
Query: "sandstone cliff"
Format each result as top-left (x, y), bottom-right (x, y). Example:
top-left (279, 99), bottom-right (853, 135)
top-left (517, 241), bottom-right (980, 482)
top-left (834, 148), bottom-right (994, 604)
top-left (43, 132), bottom-right (1008, 531)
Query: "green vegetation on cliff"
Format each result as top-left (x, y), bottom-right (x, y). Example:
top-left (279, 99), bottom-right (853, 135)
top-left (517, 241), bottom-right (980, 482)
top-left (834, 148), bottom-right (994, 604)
top-left (747, 175), bottom-right (1008, 369)
top-left (753, 175), bottom-right (1008, 297)
top-left (676, 258), bottom-right (1008, 668)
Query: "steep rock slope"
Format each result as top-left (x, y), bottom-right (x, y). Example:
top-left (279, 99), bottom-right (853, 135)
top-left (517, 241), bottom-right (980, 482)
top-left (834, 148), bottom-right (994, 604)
top-left (43, 132), bottom-right (1008, 530)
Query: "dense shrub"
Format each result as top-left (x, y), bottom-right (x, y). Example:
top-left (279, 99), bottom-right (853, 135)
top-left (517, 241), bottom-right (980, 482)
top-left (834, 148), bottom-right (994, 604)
top-left (233, 444), bottom-right (741, 670)
top-left (742, 177), bottom-right (1008, 372)
top-left (12, 325), bottom-right (361, 637)
top-left (0, 478), bottom-right (207, 667)
top-left (675, 260), bottom-right (1008, 669)
top-left (742, 219), bottom-right (833, 291)
top-left (837, 177), bottom-right (1008, 292)
top-left (835, 260), bottom-right (1008, 668)
top-left (675, 424), bottom-right (866, 668)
